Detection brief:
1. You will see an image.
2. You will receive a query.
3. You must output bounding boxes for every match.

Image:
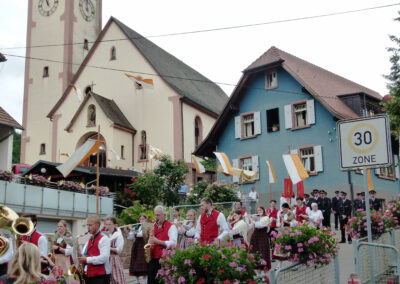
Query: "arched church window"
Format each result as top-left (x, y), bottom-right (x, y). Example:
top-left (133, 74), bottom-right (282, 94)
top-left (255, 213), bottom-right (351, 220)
top-left (110, 47), bottom-right (116, 60)
top-left (87, 104), bottom-right (96, 127)
top-left (139, 130), bottom-right (147, 160)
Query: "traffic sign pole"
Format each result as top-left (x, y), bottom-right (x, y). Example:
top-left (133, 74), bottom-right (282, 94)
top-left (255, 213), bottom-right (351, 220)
top-left (363, 167), bottom-right (375, 284)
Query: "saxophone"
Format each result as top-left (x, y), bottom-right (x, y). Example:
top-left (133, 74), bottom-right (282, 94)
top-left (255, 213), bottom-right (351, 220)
top-left (69, 234), bottom-right (86, 284)
top-left (48, 234), bottom-right (56, 264)
top-left (144, 224), bottom-right (154, 263)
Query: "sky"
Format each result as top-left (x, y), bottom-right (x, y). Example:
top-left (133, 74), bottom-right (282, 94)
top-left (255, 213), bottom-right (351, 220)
top-left (0, 0), bottom-right (399, 125)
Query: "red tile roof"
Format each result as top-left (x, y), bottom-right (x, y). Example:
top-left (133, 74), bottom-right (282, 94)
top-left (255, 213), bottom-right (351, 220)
top-left (245, 46), bottom-right (382, 119)
top-left (0, 107), bottom-right (23, 129)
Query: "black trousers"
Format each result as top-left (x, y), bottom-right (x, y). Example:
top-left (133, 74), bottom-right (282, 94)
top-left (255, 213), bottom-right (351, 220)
top-left (84, 274), bottom-right (110, 284)
top-left (148, 258), bottom-right (161, 284)
top-left (340, 216), bottom-right (351, 242)
top-left (322, 213), bottom-right (331, 228)
top-left (0, 263), bottom-right (7, 277)
top-left (334, 213), bottom-right (340, 229)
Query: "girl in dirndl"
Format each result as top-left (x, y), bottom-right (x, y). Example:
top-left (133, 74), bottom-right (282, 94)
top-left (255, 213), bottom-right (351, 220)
top-left (50, 220), bottom-right (73, 281)
top-left (229, 210), bottom-right (249, 249)
top-left (248, 206), bottom-right (271, 270)
top-left (106, 218), bottom-right (127, 284)
top-left (176, 209), bottom-right (197, 249)
top-left (127, 213), bottom-right (149, 284)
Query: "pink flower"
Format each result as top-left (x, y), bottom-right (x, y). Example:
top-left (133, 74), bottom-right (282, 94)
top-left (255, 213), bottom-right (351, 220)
top-left (232, 253), bottom-right (240, 259)
top-left (297, 243), bottom-right (303, 247)
top-left (184, 259), bottom-right (191, 265)
top-left (178, 276), bottom-right (185, 283)
top-left (229, 262), bottom-right (237, 268)
top-left (189, 269), bottom-right (196, 275)
top-left (295, 231), bottom-right (302, 236)
top-left (284, 245), bottom-right (292, 250)
top-left (260, 259), bottom-right (267, 265)
top-left (298, 248), bottom-right (304, 252)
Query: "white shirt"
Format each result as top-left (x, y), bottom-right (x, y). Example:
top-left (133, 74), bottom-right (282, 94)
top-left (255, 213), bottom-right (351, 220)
top-left (127, 225), bottom-right (143, 240)
top-left (161, 223), bottom-right (178, 249)
top-left (276, 211), bottom-right (297, 228)
top-left (83, 232), bottom-right (111, 267)
top-left (27, 230), bottom-right (48, 256)
top-left (249, 216), bottom-right (270, 230)
top-left (279, 197), bottom-right (296, 209)
top-left (56, 237), bottom-right (73, 256)
top-left (0, 237), bottom-right (13, 264)
top-left (249, 191), bottom-right (258, 201)
top-left (178, 220), bottom-right (196, 237)
top-left (195, 210), bottom-right (229, 241)
top-left (109, 230), bottom-right (124, 255)
top-left (228, 210), bottom-right (250, 225)
top-left (308, 210), bottom-right (324, 228)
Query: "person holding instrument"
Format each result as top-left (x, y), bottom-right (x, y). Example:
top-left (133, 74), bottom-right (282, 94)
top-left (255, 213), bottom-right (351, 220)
top-left (126, 213), bottom-right (149, 284)
top-left (50, 220), bottom-right (73, 278)
top-left (176, 209), bottom-right (197, 249)
top-left (0, 229), bottom-right (13, 277)
top-left (248, 206), bottom-right (271, 270)
top-left (106, 217), bottom-right (127, 284)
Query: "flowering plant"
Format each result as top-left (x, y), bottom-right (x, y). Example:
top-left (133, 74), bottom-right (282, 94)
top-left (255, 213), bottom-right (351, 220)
top-left (25, 174), bottom-right (49, 187)
top-left (187, 181), bottom-right (240, 205)
top-left (0, 170), bottom-right (14, 182)
top-left (386, 201), bottom-right (400, 225)
top-left (271, 224), bottom-right (338, 267)
top-left (57, 180), bottom-right (85, 193)
top-left (86, 185), bottom-right (110, 196)
top-left (158, 243), bottom-right (263, 283)
top-left (347, 210), bottom-right (385, 239)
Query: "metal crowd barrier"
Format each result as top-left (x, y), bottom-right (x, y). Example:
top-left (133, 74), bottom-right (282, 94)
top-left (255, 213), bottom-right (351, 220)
top-left (263, 256), bottom-right (340, 284)
top-left (353, 228), bottom-right (400, 283)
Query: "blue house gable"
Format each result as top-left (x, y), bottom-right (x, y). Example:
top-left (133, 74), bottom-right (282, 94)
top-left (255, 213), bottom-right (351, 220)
top-left (195, 46), bottom-right (399, 203)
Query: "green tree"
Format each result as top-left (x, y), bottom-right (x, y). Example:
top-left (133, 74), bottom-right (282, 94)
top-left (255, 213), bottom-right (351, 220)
top-left (127, 172), bottom-right (164, 207)
top-left (153, 155), bottom-right (189, 206)
top-left (12, 131), bottom-right (21, 164)
top-left (382, 13), bottom-right (400, 139)
top-left (201, 157), bottom-right (216, 170)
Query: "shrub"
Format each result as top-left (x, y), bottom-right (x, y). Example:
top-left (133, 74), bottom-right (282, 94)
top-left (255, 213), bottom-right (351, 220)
top-left (186, 181), bottom-right (209, 205)
top-left (203, 182), bottom-right (240, 203)
top-left (0, 170), bottom-right (14, 182)
top-left (347, 210), bottom-right (385, 239)
top-left (25, 174), bottom-right (49, 187)
top-left (272, 224), bottom-right (338, 267)
top-left (128, 172), bottom-right (164, 207)
top-left (57, 180), bottom-right (85, 193)
top-left (117, 201), bottom-right (155, 225)
top-left (158, 243), bottom-right (262, 283)
top-left (86, 185), bottom-right (110, 197)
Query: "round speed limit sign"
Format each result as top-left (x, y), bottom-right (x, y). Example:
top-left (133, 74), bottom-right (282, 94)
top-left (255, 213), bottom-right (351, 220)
top-left (337, 116), bottom-right (392, 170)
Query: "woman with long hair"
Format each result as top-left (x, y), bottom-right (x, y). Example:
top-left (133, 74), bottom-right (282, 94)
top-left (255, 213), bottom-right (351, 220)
top-left (50, 220), bottom-right (73, 277)
top-left (0, 242), bottom-right (46, 284)
top-left (229, 209), bottom-right (249, 249)
top-left (176, 209), bottom-right (197, 249)
top-left (106, 217), bottom-right (127, 284)
top-left (248, 206), bottom-right (271, 270)
top-left (126, 213), bottom-right (149, 284)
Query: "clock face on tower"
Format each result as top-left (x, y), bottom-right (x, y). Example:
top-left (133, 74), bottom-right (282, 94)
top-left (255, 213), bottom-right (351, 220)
top-left (79, 0), bottom-right (96, 22)
top-left (38, 0), bottom-right (59, 17)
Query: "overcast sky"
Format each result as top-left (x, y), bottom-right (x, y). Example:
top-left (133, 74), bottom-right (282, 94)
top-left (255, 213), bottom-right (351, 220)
top-left (0, 0), bottom-right (399, 124)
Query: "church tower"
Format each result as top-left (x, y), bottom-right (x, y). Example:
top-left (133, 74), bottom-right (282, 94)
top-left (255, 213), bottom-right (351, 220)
top-left (21, 0), bottom-right (102, 164)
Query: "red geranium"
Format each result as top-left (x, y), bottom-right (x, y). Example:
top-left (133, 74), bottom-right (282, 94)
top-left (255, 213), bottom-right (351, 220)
top-left (202, 254), bottom-right (211, 260)
top-left (196, 278), bottom-right (205, 284)
top-left (223, 280), bottom-right (231, 284)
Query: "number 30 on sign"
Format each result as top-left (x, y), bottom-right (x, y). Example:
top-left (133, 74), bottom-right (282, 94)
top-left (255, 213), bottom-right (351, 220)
top-left (337, 115), bottom-right (392, 170)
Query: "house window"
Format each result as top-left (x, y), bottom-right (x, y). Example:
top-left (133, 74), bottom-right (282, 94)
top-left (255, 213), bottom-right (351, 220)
top-left (87, 105), bottom-right (96, 126)
top-left (43, 66), bottom-right (49, 77)
top-left (300, 146), bottom-right (316, 173)
top-left (266, 71), bottom-right (278, 89)
top-left (293, 102), bottom-right (307, 128)
top-left (240, 157), bottom-right (253, 172)
top-left (40, 143), bottom-right (46, 155)
top-left (83, 39), bottom-right (89, 50)
top-left (139, 131), bottom-right (147, 160)
top-left (121, 145), bottom-right (125, 159)
top-left (194, 116), bottom-right (203, 148)
top-left (380, 167), bottom-right (395, 180)
top-left (242, 113), bottom-right (255, 138)
top-left (110, 47), bottom-right (116, 60)
top-left (267, 108), bottom-right (279, 132)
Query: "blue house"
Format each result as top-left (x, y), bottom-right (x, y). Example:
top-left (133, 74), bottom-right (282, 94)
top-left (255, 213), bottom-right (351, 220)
top-left (195, 46), bottom-right (399, 203)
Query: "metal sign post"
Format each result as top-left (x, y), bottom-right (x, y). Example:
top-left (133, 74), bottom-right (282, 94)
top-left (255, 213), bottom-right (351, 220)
top-left (337, 115), bottom-right (392, 284)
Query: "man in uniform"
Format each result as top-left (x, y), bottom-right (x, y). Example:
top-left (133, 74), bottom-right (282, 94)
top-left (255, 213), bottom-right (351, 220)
top-left (369, 190), bottom-right (382, 211)
top-left (304, 194), bottom-right (313, 208)
top-left (312, 189), bottom-right (323, 209)
top-left (331, 190), bottom-right (341, 230)
top-left (338, 192), bottom-right (352, 244)
top-left (359, 192), bottom-right (366, 211)
top-left (353, 193), bottom-right (361, 211)
top-left (320, 190), bottom-right (331, 228)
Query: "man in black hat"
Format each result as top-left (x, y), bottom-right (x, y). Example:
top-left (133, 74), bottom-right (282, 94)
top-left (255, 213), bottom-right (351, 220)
top-left (331, 190), bottom-right (341, 230)
top-left (359, 192), bottom-right (366, 211)
top-left (320, 190), bottom-right (331, 228)
top-left (313, 189), bottom-right (323, 210)
top-left (304, 194), bottom-right (313, 208)
top-left (338, 191), bottom-right (352, 244)
top-left (369, 190), bottom-right (382, 211)
top-left (353, 193), bottom-right (361, 211)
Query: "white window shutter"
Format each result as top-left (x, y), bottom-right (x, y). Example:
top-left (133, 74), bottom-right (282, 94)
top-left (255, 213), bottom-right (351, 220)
top-left (232, 159), bottom-right (239, 183)
top-left (252, 155), bottom-right (259, 180)
top-left (314, 145), bottom-right (323, 172)
top-left (234, 116), bottom-right (241, 139)
top-left (394, 155), bottom-right (399, 179)
top-left (290, 148), bottom-right (298, 154)
top-left (254, 112), bottom-right (261, 135)
top-left (284, 104), bottom-right (292, 129)
top-left (374, 168), bottom-right (380, 175)
top-left (307, 100), bottom-right (315, 125)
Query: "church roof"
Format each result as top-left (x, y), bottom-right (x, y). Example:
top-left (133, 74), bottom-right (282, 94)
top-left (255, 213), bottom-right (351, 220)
top-left (0, 106), bottom-right (23, 130)
top-left (48, 17), bottom-right (227, 118)
top-left (112, 17), bottom-right (228, 116)
top-left (65, 92), bottom-right (135, 133)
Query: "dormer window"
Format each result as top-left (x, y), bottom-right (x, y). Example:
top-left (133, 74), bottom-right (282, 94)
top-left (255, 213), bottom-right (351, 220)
top-left (110, 47), bottom-right (116, 60)
top-left (266, 71), bottom-right (278, 89)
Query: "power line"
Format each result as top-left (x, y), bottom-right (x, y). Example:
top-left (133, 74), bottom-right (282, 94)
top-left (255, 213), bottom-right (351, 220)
top-left (2, 52), bottom-right (354, 101)
top-left (1, 2), bottom-right (399, 50)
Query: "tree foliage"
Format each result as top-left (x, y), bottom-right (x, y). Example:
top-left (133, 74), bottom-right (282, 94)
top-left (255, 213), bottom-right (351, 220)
top-left (12, 131), bottom-right (21, 164)
top-left (382, 12), bottom-right (400, 132)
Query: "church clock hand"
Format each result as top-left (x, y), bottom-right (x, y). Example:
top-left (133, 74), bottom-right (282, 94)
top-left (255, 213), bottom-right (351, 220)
top-left (46, 0), bottom-right (50, 7)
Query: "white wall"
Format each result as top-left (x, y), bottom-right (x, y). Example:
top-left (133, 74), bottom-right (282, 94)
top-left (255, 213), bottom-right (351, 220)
top-left (0, 126), bottom-right (14, 170)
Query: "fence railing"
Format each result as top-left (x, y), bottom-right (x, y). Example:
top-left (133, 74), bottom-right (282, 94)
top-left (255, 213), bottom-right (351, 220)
top-left (259, 256), bottom-right (340, 284)
top-left (353, 228), bottom-right (400, 283)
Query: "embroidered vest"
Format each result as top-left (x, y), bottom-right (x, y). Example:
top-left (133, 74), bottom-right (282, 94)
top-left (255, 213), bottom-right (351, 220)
top-left (152, 221), bottom-right (173, 259)
top-left (86, 233), bottom-right (106, 277)
top-left (200, 210), bottom-right (220, 244)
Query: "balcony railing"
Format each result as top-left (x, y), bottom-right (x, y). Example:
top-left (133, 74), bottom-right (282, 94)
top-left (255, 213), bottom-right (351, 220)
top-left (0, 180), bottom-right (113, 218)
